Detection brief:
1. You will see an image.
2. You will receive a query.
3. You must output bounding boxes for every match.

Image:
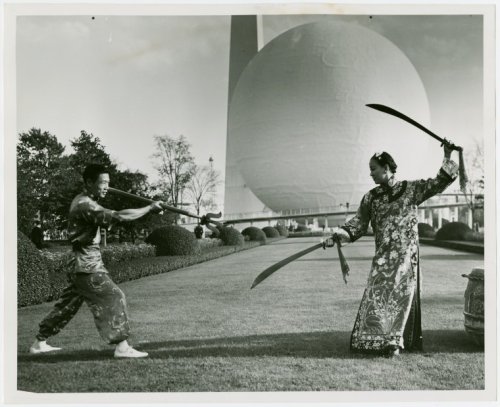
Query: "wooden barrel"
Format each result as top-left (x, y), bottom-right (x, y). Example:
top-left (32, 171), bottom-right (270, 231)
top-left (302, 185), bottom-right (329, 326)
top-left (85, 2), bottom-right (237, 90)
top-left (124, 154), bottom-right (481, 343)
top-left (462, 267), bottom-right (484, 346)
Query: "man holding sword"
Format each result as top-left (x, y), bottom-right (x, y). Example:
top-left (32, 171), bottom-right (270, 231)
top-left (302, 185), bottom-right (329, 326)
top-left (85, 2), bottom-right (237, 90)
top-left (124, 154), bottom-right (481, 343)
top-left (30, 164), bottom-right (164, 358)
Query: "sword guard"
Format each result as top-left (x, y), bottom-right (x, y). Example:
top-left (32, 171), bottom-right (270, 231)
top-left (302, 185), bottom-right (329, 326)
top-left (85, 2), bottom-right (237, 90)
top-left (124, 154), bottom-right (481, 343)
top-left (200, 212), bottom-right (222, 226)
top-left (441, 138), bottom-right (462, 152)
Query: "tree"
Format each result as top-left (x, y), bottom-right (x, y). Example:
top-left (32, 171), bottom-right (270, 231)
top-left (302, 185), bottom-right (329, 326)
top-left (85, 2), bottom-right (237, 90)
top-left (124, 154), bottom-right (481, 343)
top-left (69, 130), bottom-right (117, 176)
top-left (152, 135), bottom-right (195, 209)
top-left (186, 164), bottom-right (221, 216)
top-left (462, 140), bottom-right (484, 229)
top-left (17, 128), bottom-right (66, 235)
top-left (49, 130), bottom-right (119, 233)
top-left (105, 169), bottom-right (153, 243)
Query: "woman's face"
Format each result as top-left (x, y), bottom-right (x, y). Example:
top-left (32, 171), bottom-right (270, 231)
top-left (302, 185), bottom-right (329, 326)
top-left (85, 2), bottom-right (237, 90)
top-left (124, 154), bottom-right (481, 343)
top-left (369, 158), bottom-right (387, 184)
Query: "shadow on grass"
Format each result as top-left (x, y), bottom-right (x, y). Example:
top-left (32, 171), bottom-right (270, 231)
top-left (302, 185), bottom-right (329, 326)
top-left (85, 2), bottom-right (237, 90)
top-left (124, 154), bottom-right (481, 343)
top-left (266, 241), bottom-right (322, 246)
top-left (422, 330), bottom-right (484, 353)
top-left (18, 329), bottom-right (482, 363)
top-left (419, 254), bottom-right (483, 261)
top-left (295, 257), bottom-right (374, 262)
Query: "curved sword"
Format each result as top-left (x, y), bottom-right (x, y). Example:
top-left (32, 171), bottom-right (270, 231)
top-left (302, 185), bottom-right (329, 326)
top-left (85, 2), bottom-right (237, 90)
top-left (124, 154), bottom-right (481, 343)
top-left (366, 104), bottom-right (463, 151)
top-left (251, 241), bottom-right (324, 289)
top-left (366, 103), bottom-right (468, 191)
top-left (251, 235), bottom-right (350, 289)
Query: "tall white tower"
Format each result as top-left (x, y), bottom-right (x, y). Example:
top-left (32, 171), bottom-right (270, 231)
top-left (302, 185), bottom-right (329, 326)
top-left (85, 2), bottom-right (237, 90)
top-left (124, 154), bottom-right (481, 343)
top-left (224, 16), bottom-right (270, 218)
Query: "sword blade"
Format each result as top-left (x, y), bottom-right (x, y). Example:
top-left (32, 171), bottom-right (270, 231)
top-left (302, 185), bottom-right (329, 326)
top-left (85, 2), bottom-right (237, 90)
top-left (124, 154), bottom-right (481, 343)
top-left (366, 103), bottom-right (445, 144)
top-left (251, 242), bottom-right (324, 289)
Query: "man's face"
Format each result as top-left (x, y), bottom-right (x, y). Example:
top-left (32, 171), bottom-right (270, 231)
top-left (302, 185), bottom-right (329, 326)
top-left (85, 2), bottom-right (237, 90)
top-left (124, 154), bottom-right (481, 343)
top-left (87, 173), bottom-right (110, 199)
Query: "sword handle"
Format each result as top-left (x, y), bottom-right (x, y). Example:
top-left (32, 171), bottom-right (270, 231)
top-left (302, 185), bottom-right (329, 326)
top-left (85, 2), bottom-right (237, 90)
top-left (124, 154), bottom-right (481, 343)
top-left (441, 138), bottom-right (463, 152)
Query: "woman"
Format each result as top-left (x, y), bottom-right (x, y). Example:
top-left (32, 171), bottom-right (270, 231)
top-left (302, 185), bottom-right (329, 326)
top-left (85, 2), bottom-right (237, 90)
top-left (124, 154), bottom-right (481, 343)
top-left (332, 144), bottom-right (458, 356)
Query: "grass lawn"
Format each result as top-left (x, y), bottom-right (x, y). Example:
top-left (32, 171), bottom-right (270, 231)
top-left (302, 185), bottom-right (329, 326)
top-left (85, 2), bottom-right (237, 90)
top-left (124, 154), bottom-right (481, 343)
top-left (17, 237), bottom-right (484, 392)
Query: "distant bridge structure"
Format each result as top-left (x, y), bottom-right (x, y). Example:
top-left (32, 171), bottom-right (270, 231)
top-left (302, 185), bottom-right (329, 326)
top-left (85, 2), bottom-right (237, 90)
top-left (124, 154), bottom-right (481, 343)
top-left (221, 191), bottom-right (481, 231)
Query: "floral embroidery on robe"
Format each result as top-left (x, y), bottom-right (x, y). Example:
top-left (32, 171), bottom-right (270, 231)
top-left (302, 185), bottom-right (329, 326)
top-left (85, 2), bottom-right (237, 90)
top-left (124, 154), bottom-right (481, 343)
top-left (342, 158), bottom-right (458, 353)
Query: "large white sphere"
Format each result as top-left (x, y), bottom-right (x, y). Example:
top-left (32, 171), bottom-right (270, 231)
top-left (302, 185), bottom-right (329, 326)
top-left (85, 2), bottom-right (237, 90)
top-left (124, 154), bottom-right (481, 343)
top-left (228, 21), bottom-right (438, 211)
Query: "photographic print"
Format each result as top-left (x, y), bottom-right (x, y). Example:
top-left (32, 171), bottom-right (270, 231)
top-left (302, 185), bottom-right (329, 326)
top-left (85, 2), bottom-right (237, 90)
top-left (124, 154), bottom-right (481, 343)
top-left (3, 2), bottom-right (496, 404)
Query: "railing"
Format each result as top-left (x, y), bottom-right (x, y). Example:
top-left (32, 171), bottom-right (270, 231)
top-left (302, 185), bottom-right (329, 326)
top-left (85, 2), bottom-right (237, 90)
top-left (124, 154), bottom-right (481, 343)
top-left (222, 202), bottom-right (473, 224)
top-left (223, 205), bottom-right (358, 224)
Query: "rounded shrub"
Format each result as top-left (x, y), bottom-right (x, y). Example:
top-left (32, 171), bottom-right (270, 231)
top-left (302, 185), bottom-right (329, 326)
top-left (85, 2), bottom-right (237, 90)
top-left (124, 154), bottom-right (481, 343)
top-left (219, 227), bottom-right (245, 246)
top-left (262, 226), bottom-right (280, 238)
top-left (418, 223), bottom-right (435, 238)
top-left (242, 226), bottom-right (267, 243)
top-left (436, 222), bottom-right (473, 241)
top-left (145, 225), bottom-right (199, 256)
top-left (17, 231), bottom-right (52, 307)
top-left (207, 225), bottom-right (221, 239)
top-left (275, 225), bottom-right (289, 237)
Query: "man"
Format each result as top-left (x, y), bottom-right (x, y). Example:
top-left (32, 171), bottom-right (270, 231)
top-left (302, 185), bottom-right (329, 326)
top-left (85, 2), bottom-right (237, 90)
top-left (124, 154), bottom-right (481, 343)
top-left (30, 164), bottom-right (163, 358)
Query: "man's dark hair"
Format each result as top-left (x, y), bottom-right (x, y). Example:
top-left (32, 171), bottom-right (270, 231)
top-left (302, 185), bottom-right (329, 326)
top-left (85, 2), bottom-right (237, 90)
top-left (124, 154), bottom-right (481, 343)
top-left (371, 152), bottom-right (398, 173)
top-left (83, 163), bottom-right (109, 184)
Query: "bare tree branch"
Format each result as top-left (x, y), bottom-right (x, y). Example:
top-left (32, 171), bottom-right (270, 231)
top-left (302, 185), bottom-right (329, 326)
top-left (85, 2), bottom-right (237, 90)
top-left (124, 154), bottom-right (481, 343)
top-left (186, 164), bottom-right (221, 216)
top-left (152, 135), bottom-right (195, 211)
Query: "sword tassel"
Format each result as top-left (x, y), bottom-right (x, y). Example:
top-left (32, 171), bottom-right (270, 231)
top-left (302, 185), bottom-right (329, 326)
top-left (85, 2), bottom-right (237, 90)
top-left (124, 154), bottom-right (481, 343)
top-left (333, 235), bottom-right (350, 284)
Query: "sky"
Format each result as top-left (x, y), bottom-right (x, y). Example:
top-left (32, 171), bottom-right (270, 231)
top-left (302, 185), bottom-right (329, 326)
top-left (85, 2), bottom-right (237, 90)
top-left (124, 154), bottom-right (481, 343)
top-left (17, 16), bottom-right (232, 185)
top-left (16, 14), bottom-right (484, 207)
top-left (262, 15), bottom-right (483, 146)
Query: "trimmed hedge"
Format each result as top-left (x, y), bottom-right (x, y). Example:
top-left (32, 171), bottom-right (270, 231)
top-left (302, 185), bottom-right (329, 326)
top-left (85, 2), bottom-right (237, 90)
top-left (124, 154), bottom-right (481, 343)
top-left (145, 225), bottom-right (199, 256)
top-left (219, 227), bottom-right (245, 246)
top-left (17, 232), bottom-right (52, 307)
top-left (242, 226), bottom-right (267, 243)
top-left (39, 243), bottom-right (157, 301)
top-left (42, 243), bottom-right (156, 271)
top-left (198, 238), bottom-right (223, 250)
top-left (288, 231), bottom-right (325, 238)
top-left (106, 241), bottom-right (261, 283)
top-left (275, 225), bottom-right (289, 237)
top-left (18, 232), bottom-right (268, 307)
top-left (42, 251), bottom-right (73, 301)
top-left (20, 240), bottom-right (263, 307)
top-left (418, 223), bottom-right (435, 238)
top-left (102, 243), bottom-right (156, 264)
top-left (464, 231), bottom-right (484, 242)
top-left (262, 226), bottom-right (280, 238)
top-left (294, 225), bottom-right (309, 232)
top-left (435, 222), bottom-right (472, 241)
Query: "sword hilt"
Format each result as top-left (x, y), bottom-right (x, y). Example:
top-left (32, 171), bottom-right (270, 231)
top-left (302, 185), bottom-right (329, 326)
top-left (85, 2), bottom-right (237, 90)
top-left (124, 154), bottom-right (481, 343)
top-left (441, 138), bottom-right (463, 152)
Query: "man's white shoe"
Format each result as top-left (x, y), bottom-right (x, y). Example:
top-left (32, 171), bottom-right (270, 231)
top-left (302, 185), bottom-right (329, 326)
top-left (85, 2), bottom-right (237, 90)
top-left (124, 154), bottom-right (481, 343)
top-left (114, 345), bottom-right (148, 358)
top-left (29, 340), bottom-right (62, 354)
